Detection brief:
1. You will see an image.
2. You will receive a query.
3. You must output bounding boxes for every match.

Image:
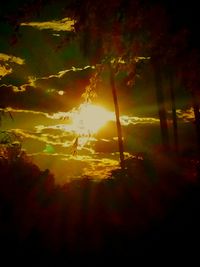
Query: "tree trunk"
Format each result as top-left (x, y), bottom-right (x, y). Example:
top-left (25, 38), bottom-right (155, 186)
top-left (169, 71), bottom-right (179, 154)
top-left (154, 65), bottom-right (170, 152)
top-left (109, 64), bottom-right (125, 170)
top-left (192, 93), bottom-right (200, 155)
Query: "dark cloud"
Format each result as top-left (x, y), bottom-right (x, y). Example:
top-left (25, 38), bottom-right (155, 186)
top-left (0, 64), bottom-right (94, 111)
top-left (32, 66), bottom-right (92, 93)
top-left (0, 84), bottom-right (61, 111)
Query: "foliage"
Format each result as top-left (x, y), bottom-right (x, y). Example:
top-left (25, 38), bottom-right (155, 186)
top-left (0, 130), bottom-right (23, 162)
top-left (81, 64), bottom-right (103, 102)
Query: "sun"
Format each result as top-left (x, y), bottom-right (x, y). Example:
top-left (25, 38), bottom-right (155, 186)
top-left (70, 103), bottom-right (114, 135)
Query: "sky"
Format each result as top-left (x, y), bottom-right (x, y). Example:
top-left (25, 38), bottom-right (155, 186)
top-left (0, 0), bottom-right (198, 182)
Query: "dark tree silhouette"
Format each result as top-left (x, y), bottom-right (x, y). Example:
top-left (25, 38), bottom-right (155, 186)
top-left (144, 4), bottom-right (172, 152)
top-left (168, 70), bottom-right (179, 153)
top-left (181, 50), bottom-right (200, 156)
top-left (109, 63), bottom-right (125, 169)
top-left (163, 29), bottom-right (189, 155)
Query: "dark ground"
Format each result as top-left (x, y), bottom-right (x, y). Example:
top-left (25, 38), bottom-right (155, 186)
top-left (0, 152), bottom-right (200, 265)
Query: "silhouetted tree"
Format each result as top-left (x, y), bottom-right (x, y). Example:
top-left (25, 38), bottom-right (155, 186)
top-left (143, 4), bottom-right (171, 152)
top-left (168, 70), bottom-right (179, 153)
top-left (181, 50), bottom-right (200, 155)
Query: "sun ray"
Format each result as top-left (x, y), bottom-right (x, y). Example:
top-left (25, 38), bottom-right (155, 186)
top-left (69, 103), bottom-right (115, 135)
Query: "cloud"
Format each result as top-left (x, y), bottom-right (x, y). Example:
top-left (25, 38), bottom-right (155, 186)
top-left (20, 17), bottom-right (75, 32)
top-left (0, 65), bottom-right (93, 108)
top-left (10, 126), bottom-right (95, 157)
top-left (52, 153), bottom-right (120, 179)
top-left (82, 156), bottom-right (120, 179)
top-left (0, 84), bottom-right (62, 111)
top-left (2, 107), bottom-right (49, 117)
top-left (120, 115), bottom-right (160, 125)
top-left (0, 65), bottom-right (12, 79)
top-left (11, 128), bottom-right (72, 148)
top-left (0, 53), bottom-right (25, 65)
top-left (1, 108), bottom-right (81, 124)
top-left (0, 64), bottom-right (95, 112)
top-left (2, 106), bottom-right (160, 127)
top-left (27, 65), bottom-right (94, 88)
top-left (0, 53), bottom-right (25, 80)
top-left (176, 107), bottom-right (195, 122)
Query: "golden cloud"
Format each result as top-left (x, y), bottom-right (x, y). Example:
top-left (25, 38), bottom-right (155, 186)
top-left (3, 107), bottom-right (48, 117)
top-left (0, 65), bottom-right (12, 79)
top-left (82, 157), bottom-right (120, 179)
top-left (176, 108), bottom-right (195, 122)
top-left (120, 115), bottom-right (160, 125)
top-left (0, 53), bottom-right (25, 80)
top-left (0, 84), bottom-right (19, 91)
top-left (15, 65), bottom-right (94, 92)
top-left (20, 17), bottom-right (75, 32)
top-left (2, 108), bottom-right (71, 122)
top-left (0, 64), bottom-right (93, 96)
top-left (11, 128), bottom-right (72, 148)
top-left (0, 53), bottom-right (25, 65)
top-left (3, 107), bottom-right (160, 127)
top-left (30, 65), bottom-right (94, 85)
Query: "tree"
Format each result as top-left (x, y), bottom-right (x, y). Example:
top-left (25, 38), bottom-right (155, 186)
top-left (153, 64), bottom-right (170, 152)
top-left (181, 50), bottom-right (200, 155)
top-left (163, 31), bottom-right (188, 155)
top-left (141, 4), bottom-right (171, 152)
top-left (65, 0), bottom-right (129, 169)
top-left (3, 0), bottom-right (191, 161)
top-left (69, 0), bottom-right (156, 168)
top-left (167, 70), bottom-right (179, 153)
top-left (109, 62), bottom-right (125, 170)
top-left (142, 4), bottom-right (187, 154)
top-left (0, 130), bottom-right (22, 162)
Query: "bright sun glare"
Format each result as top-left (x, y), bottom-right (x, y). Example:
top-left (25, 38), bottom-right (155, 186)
top-left (70, 103), bottom-right (114, 135)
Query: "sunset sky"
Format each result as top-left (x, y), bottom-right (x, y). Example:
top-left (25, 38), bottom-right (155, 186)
top-left (0, 0), bottom-right (198, 182)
